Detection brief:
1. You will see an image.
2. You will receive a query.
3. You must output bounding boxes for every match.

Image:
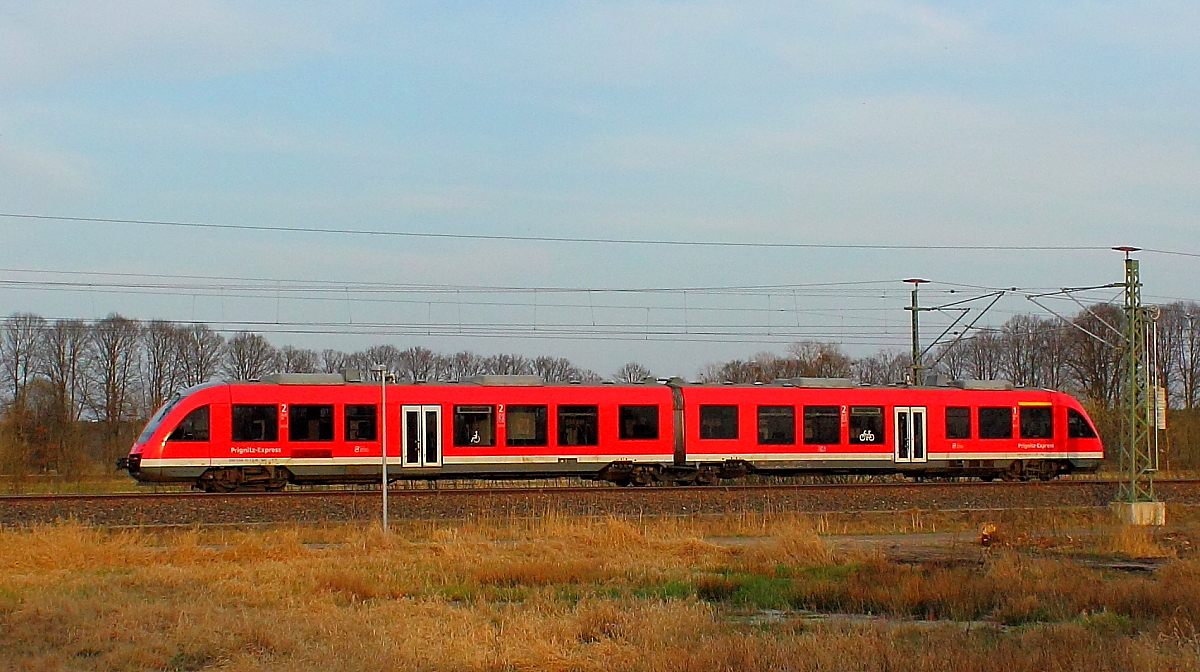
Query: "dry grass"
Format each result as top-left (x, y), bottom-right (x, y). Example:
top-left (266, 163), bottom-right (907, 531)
top-left (2, 516), bottom-right (1200, 671)
top-left (1103, 525), bottom-right (1176, 558)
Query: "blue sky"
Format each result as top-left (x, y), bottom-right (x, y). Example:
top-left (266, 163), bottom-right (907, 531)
top-left (1, 1), bottom-right (1197, 376)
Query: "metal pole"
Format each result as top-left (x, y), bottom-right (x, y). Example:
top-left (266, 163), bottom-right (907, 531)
top-left (373, 364), bottom-right (388, 533)
top-left (1114, 247), bottom-right (1157, 507)
top-left (904, 279), bottom-right (929, 383)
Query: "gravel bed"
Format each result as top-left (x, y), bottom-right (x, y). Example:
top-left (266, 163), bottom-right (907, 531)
top-left (4, 481), bottom-right (1197, 527)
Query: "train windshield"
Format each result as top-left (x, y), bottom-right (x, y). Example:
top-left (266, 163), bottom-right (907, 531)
top-left (136, 394), bottom-right (183, 443)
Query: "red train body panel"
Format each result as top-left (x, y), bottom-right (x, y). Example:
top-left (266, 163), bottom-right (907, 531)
top-left (121, 374), bottom-right (1104, 491)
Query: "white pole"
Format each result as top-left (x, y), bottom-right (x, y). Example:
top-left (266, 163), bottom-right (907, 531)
top-left (374, 365), bottom-right (388, 533)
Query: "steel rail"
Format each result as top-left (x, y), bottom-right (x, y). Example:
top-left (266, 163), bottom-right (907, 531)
top-left (2, 478), bottom-right (1192, 503)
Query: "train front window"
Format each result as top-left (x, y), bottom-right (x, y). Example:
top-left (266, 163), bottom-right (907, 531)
top-left (848, 406), bottom-right (884, 444)
top-left (619, 405), bottom-right (659, 440)
top-left (345, 404), bottom-right (377, 441)
top-left (700, 405), bottom-right (738, 439)
top-left (1019, 406), bottom-right (1053, 439)
top-left (138, 394), bottom-right (183, 443)
top-left (454, 405), bottom-right (495, 446)
top-left (507, 405), bottom-right (547, 446)
top-left (558, 405), bottom-right (598, 446)
top-left (978, 407), bottom-right (1013, 439)
top-left (945, 407), bottom-right (971, 439)
top-left (232, 404), bottom-right (278, 442)
top-left (167, 405), bottom-right (209, 441)
top-left (758, 405), bottom-right (795, 445)
top-left (290, 404), bottom-right (334, 442)
top-left (1068, 408), bottom-right (1097, 438)
top-left (804, 406), bottom-right (841, 444)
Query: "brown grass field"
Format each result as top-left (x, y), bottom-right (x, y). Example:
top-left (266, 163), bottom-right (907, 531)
top-left (3, 511), bottom-right (1200, 671)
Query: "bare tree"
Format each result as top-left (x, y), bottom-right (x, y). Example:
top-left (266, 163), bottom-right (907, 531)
top-left (87, 314), bottom-right (143, 464)
top-left (142, 320), bottom-right (182, 412)
top-left (41, 319), bottom-right (89, 423)
top-left (446, 351), bottom-right (487, 381)
top-left (398, 346), bottom-right (438, 381)
top-left (999, 315), bottom-right (1042, 387)
top-left (853, 350), bottom-right (909, 385)
top-left (431, 354), bottom-right (455, 382)
top-left (365, 345), bottom-right (402, 371)
top-left (1066, 304), bottom-right (1123, 404)
top-left (223, 332), bottom-right (278, 381)
top-left (931, 339), bottom-right (971, 379)
top-left (36, 319), bottom-right (90, 476)
top-left (176, 324), bottom-right (225, 387)
top-left (1171, 303), bottom-right (1200, 409)
top-left (320, 349), bottom-right (349, 374)
top-left (697, 359), bottom-right (761, 383)
top-left (278, 345), bottom-right (320, 373)
top-left (484, 353), bottom-right (531, 375)
top-left (966, 331), bottom-right (1004, 381)
top-left (1, 313), bottom-right (47, 406)
top-left (786, 341), bottom-right (854, 378)
top-left (613, 362), bottom-right (653, 383)
top-left (1037, 322), bottom-right (1073, 391)
top-left (531, 356), bottom-right (580, 382)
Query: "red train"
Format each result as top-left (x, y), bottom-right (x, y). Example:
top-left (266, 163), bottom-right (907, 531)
top-left (119, 372), bottom-right (1104, 491)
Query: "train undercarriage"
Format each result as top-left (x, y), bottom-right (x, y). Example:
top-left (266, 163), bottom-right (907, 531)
top-left (176, 457), bottom-right (1081, 492)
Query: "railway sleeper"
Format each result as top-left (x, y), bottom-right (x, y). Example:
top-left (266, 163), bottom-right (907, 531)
top-left (197, 466), bottom-right (291, 493)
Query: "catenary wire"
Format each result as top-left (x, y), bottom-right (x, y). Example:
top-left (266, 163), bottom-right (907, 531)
top-left (0, 212), bottom-right (1150, 253)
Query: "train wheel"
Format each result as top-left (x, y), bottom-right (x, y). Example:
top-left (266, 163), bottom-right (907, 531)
top-left (630, 466), bottom-right (656, 486)
top-left (201, 467), bottom-right (243, 493)
top-left (999, 461), bottom-right (1024, 482)
top-left (979, 474), bottom-right (996, 482)
top-left (264, 467), bottom-right (290, 492)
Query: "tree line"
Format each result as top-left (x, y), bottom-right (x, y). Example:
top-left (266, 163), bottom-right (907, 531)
top-left (1, 300), bottom-right (1198, 477)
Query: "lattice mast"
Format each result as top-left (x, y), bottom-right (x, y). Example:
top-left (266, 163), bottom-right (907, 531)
top-left (1116, 247), bottom-right (1159, 504)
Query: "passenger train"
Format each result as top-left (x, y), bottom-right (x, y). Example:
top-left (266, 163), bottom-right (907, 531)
top-left (118, 372), bottom-right (1104, 491)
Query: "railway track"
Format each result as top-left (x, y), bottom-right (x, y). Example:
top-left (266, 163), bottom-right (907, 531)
top-left (4, 479), bottom-right (1199, 527)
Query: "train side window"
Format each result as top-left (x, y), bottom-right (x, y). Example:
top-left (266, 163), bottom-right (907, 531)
top-left (345, 404), bottom-right (377, 441)
top-left (758, 405), bottom-right (795, 445)
top-left (232, 404), bottom-right (278, 442)
top-left (1067, 408), bottom-right (1098, 438)
top-left (1020, 406), bottom-right (1053, 439)
top-left (945, 407), bottom-right (971, 439)
top-left (454, 405), bottom-right (495, 446)
top-left (507, 405), bottom-right (548, 446)
top-left (168, 405), bottom-right (210, 441)
top-left (700, 405), bottom-right (738, 439)
top-left (290, 404), bottom-right (334, 441)
top-left (558, 405), bottom-right (599, 446)
top-left (978, 407), bottom-right (1013, 439)
top-left (804, 406), bottom-right (841, 444)
top-left (619, 405), bottom-right (659, 440)
top-left (848, 406), bottom-right (884, 444)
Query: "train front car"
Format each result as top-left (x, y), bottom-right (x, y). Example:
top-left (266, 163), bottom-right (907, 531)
top-left (119, 382), bottom-right (225, 487)
top-left (677, 378), bottom-right (1104, 482)
top-left (1054, 390), bottom-right (1105, 474)
top-left (923, 384), bottom-right (1105, 481)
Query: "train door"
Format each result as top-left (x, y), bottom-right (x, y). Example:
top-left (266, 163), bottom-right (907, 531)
top-left (893, 407), bottom-right (927, 464)
top-left (401, 405), bottom-right (442, 467)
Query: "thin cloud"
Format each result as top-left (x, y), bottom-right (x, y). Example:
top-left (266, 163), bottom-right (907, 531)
top-left (0, 0), bottom-right (336, 85)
